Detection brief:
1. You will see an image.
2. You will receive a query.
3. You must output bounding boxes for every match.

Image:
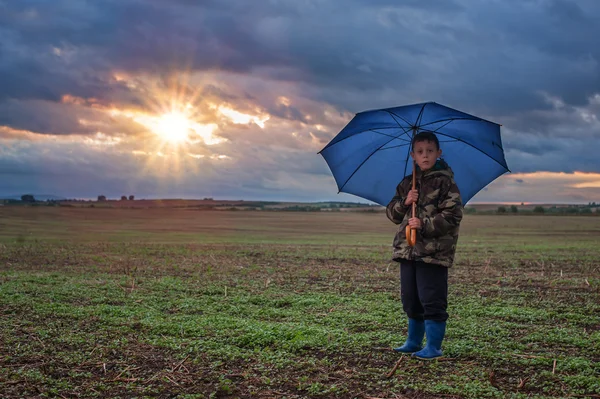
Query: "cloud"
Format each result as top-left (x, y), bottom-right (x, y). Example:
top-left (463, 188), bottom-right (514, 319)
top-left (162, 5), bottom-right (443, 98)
top-left (4, 0), bottom-right (596, 110)
top-left (0, 130), bottom-right (347, 201)
top-left (0, 0), bottom-right (599, 202)
top-left (474, 172), bottom-right (600, 204)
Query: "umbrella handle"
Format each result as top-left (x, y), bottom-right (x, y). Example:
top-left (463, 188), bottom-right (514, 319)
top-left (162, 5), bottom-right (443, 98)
top-left (405, 203), bottom-right (417, 246)
top-left (405, 160), bottom-right (417, 247)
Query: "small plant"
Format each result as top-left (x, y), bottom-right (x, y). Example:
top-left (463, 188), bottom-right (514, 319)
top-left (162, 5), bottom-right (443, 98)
top-left (217, 376), bottom-right (234, 395)
top-left (306, 382), bottom-right (327, 395)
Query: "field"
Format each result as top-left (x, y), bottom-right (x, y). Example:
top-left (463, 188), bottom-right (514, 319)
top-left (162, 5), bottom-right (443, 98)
top-left (0, 207), bottom-right (599, 398)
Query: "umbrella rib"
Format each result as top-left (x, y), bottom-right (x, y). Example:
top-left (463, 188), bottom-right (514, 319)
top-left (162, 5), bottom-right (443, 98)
top-left (395, 103), bottom-right (428, 178)
top-left (376, 109), bottom-right (415, 140)
top-left (318, 126), bottom-right (412, 153)
top-left (421, 118), bottom-right (508, 170)
top-left (377, 143), bottom-right (411, 151)
top-left (386, 108), bottom-right (419, 142)
top-left (426, 118), bottom-right (454, 134)
top-left (418, 116), bottom-right (485, 128)
top-left (385, 111), bottom-right (414, 128)
top-left (337, 135), bottom-right (404, 193)
top-left (368, 128), bottom-right (412, 140)
top-left (319, 108), bottom-right (421, 153)
top-left (423, 129), bottom-right (509, 170)
top-left (388, 104), bottom-right (429, 181)
top-left (414, 103), bottom-right (428, 127)
top-left (337, 118), bottom-right (416, 193)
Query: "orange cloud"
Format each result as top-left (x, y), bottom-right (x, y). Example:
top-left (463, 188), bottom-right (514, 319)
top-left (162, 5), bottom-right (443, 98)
top-left (0, 125), bottom-right (41, 140)
top-left (61, 94), bottom-right (106, 109)
top-left (474, 171), bottom-right (600, 204)
top-left (508, 171), bottom-right (600, 186)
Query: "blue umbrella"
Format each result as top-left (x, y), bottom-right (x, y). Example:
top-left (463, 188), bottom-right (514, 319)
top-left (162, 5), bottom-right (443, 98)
top-left (319, 102), bottom-right (509, 206)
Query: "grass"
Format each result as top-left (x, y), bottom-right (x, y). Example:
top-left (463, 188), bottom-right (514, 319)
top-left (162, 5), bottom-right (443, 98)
top-left (0, 207), bottom-right (599, 398)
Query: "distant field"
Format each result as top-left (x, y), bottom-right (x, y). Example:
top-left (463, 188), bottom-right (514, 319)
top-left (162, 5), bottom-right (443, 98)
top-left (6, 197), bottom-right (597, 218)
top-left (466, 202), bottom-right (599, 213)
top-left (0, 207), bottom-right (392, 244)
top-left (0, 208), bottom-right (599, 398)
top-left (51, 198), bottom-right (379, 211)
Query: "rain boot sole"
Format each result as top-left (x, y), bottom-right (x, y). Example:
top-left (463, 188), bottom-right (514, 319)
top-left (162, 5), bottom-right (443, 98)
top-left (413, 354), bottom-right (444, 361)
top-left (393, 346), bottom-right (422, 354)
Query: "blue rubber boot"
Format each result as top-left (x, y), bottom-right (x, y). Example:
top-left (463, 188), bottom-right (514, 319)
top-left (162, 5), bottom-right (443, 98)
top-left (393, 318), bottom-right (425, 353)
top-left (413, 320), bottom-right (446, 360)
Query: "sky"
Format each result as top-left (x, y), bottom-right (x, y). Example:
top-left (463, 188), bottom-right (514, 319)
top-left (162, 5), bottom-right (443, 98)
top-left (1, 0), bottom-right (599, 204)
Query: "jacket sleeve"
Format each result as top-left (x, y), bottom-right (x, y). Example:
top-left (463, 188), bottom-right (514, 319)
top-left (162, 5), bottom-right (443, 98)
top-left (421, 177), bottom-right (463, 237)
top-left (386, 179), bottom-right (410, 224)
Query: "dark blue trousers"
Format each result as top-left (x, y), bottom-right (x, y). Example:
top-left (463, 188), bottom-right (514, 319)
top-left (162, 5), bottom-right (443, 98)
top-left (400, 260), bottom-right (448, 322)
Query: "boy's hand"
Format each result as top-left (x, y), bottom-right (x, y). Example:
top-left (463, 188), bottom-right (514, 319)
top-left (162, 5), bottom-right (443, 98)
top-left (404, 189), bottom-right (419, 206)
top-left (408, 217), bottom-right (423, 230)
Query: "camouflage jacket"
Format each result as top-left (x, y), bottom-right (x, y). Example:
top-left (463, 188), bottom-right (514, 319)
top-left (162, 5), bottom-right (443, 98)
top-left (386, 160), bottom-right (463, 267)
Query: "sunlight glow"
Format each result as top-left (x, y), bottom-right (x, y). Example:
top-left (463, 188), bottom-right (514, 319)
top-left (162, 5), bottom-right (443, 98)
top-left (194, 123), bottom-right (221, 145)
top-left (217, 105), bottom-right (269, 128)
top-left (83, 132), bottom-right (122, 146)
top-left (110, 107), bottom-right (223, 146)
top-left (186, 153), bottom-right (229, 160)
top-left (79, 73), bottom-right (243, 180)
top-left (154, 111), bottom-right (193, 143)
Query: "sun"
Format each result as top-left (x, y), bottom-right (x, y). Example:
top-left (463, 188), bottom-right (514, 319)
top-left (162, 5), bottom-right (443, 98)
top-left (153, 111), bottom-right (192, 143)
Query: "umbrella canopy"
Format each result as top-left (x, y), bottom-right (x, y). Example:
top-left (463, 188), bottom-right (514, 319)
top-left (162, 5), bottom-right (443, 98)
top-left (319, 102), bottom-right (509, 206)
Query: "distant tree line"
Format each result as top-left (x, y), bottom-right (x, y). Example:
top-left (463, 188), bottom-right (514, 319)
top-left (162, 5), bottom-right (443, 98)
top-left (480, 204), bottom-right (597, 215)
top-left (97, 195), bottom-right (135, 201)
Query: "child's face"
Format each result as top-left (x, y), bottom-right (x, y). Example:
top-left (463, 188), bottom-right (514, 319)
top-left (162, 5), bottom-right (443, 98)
top-left (411, 140), bottom-right (442, 171)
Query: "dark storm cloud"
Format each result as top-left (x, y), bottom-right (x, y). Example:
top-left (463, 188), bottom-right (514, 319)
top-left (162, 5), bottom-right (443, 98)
top-left (2, 0), bottom-right (599, 113)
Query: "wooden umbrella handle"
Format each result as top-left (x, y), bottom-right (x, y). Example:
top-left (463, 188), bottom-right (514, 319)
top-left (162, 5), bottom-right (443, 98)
top-left (405, 160), bottom-right (417, 247)
top-left (405, 204), bottom-right (417, 246)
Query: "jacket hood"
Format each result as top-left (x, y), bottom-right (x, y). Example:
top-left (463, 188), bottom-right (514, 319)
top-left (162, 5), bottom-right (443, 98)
top-left (417, 159), bottom-right (454, 179)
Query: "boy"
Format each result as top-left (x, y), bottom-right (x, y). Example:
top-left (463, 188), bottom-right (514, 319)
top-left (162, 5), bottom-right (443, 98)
top-left (386, 131), bottom-right (463, 360)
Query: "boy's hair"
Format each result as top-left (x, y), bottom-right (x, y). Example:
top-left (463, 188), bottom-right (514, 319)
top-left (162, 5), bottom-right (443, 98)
top-left (411, 131), bottom-right (440, 151)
